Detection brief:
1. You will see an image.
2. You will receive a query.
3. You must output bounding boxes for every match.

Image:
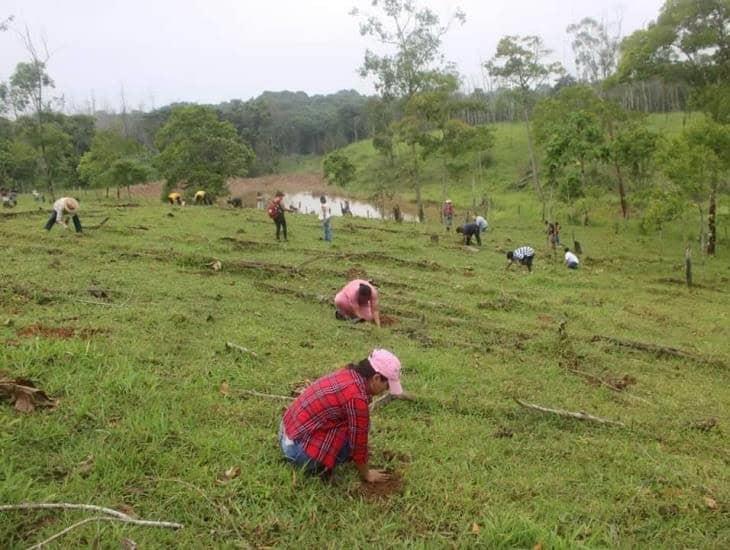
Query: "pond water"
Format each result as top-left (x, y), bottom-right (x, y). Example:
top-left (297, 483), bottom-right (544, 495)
top-left (275, 191), bottom-right (418, 222)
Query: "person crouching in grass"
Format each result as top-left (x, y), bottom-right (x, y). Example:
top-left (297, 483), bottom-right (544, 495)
top-left (45, 197), bottom-right (82, 233)
top-left (279, 349), bottom-right (403, 483)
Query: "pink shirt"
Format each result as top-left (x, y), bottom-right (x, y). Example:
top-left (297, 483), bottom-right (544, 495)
top-left (334, 279), bottom-right (378, 321)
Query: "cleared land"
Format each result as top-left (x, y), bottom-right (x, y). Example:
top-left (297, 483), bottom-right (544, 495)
top-left (1, 190), bottom-right (727, 548)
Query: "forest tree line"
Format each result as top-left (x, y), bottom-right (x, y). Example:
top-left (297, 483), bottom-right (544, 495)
top-left (0, 1), bottom-right (727, 254)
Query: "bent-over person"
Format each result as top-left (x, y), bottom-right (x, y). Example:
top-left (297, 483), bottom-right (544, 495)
top-left (45, 197), bottom-right (82, 233)
top-left (507, 245), bottom-right (535, 272)
top-left (280, 349), bottom-right (404, 482)
top-left (334, 279), bottom-right (380, 327)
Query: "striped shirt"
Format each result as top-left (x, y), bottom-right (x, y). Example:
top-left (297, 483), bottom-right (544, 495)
top-left (513, 246), bottom-right (534, 260)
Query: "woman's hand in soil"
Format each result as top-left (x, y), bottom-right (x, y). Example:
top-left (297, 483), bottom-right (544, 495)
top-left (364, 469), bottom-right (391, 483)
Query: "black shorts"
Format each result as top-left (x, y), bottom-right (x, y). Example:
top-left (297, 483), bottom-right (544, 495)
top-left (520, 255), bottom-right (534, 267)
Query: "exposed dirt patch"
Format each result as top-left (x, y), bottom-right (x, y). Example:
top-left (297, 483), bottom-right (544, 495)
top-left (493, 426), bottom-right (515, 438)
top-left (17, 324), bottom-right (105, 339)
top-left (379, 314), bottom-right (399, 327)
top-left (357, 471), bottom-right (403, 500)
top-left (605, 374), bottom-right (636, 391)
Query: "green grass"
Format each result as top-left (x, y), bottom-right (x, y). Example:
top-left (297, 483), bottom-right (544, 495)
top-left (1, 192), bottom-right (728, 548)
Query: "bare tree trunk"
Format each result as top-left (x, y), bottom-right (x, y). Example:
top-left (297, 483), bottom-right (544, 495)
top-left (522, 106), bottom-right (543, 216)
top-left (412, 144), bottom-right (424, 222)
top-left (615, 162), bottom-right (628, 219)
top-left (707, 188), bottom-right (716, 255)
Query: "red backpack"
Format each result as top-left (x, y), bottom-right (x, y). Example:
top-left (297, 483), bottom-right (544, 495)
top-left (267, 200), bottom-right (281, 219)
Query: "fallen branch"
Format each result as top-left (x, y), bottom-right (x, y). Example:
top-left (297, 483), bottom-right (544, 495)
top-left (86, 217), bottom-right (110, 230)
top-left (0, 502), bottom-right (182, 548)
top-left (239, 389), bottom-right (293, 401)
top-left (514, 398), bottom-right (625, 427)
top-left (225, 342), bottom-right (258, 358)
top-left (591, 335), bottom-right (726, 368)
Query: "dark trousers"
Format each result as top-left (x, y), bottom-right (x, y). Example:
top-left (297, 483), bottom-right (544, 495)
top-left (45, 212), bottom-right (82, 233)
top-left (274, 215), bottom-right (287, 240)
top-left (465, 232), bottom-right (481, 246)
top-left (520, 255), bottom-right (534, 272)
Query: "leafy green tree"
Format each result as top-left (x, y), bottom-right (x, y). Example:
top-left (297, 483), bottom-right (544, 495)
top-left (107, 159), bottom-right (152, 199)
top-left (351, 0), bottom-right (465, 100)
top-left (7, 60), bottom-right (59, 194)
top-left (543, 110), bottom-right (605, 197)
top-left (323, 151), bottom-right (356, 187)
top-left (656, 119), bottom-right (730, 254)
top-left (78, 130), bottom-right (146, 195)
top-left (0, 137), bottom-right (36, 189)
top-left (534, 85), bottom-right (658, 218)
top-left (155, 106), bottom-right (254, 200)
top-left (485, 35), bottom-right (564, 214)
top-left (617, 0), bottom-right (730, 120)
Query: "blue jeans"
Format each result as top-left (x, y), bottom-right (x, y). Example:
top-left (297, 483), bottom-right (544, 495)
top-left (279, 423), bottom-right (350, 474)
top-left (322, 218), bottom-right (332, 242)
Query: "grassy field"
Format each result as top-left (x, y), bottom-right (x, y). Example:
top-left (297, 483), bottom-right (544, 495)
top-left (1, 192), bottom-right (728, 548)
top-left (279, 112), bottom-right (696, 209)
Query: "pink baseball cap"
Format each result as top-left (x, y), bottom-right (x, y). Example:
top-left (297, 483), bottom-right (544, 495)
top-left (368, 348), bottom-right (403, 395)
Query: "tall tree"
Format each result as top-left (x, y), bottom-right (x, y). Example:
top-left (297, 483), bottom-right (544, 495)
top-left (566, 17), bottom-right (621, 84)
top-left (485, 35), bottom-right (564, 216)
top-left (352, 0), bottom-right (465, 221)
top-left (352, 0), bottom-right (465, 100)
top-left (155, 106), bottom-right (254, 200)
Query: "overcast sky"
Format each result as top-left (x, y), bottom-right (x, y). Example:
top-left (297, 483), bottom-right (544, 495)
top-left (1, 0), bottom-right (664, 112)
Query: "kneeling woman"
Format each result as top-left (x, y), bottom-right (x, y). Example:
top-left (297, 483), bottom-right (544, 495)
top-left (334, 279), bottom-right (380, 327)
top-left (279, 349), bottom-right (403, 483)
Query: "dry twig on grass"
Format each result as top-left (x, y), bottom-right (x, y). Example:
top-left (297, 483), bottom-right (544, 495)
top-left (514, 398), bottom-right (625, 427)
top-left (0, 502), bottom-right (182, 548)
top-left (225, 342), bottom-right (259, 358)
top-left (239, 389), bottom-right (294, 401)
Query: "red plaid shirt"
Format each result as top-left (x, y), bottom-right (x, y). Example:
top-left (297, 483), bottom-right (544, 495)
top-left (282, 368), bottom-right (370, 469)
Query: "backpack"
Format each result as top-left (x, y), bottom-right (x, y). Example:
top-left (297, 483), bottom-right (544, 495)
top-left (267, 200), bottom-right (281, 219)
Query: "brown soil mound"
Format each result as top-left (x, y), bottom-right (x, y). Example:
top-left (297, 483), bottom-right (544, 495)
top-left (358, 472), bottom-right (403, 500)
top-left (379, 314), bottom-right (399, 327)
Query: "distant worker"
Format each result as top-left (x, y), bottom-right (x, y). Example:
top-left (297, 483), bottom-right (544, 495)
top-left (456, 222), bottom-right (481, 246)
top-left (279, 348), bottom-right (404, 482)
top-left (554, 221), bottom-right (561, 246)
top-left (256, 192), bottom-right (265, 210)
top-left (564, 247), bottom-right (580, 269)
top-left (32, 190), bottom-right (45, 203)
top-left (319, 195), bottom-right (332, 242)
top-left (194, 190), bottom-right (212, 205)
top-left (227, 197), bottom-right (243, 208)
top-left (475, 215), bottom-right (488, 233)
top-left (392, 203), bottom-right (402, 223)
top-left (267, 191), bottom-right (296, 241)
top-left (168, 192), bottom-right (183, 206)
top-left (545, 220), bottom-right (556, 250)
top-left (341, 200), bottom-right (352, 216)
top-left (1, 188), bottom-right (16, 208)
top-left (506, 245), bottom-right (535, 272)
top-left (45, 197), bottom-right (82, 233)
top-left (334, 279), bottom-right (380, 327)
top-left (442, 199), bottom-right (454, 231)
